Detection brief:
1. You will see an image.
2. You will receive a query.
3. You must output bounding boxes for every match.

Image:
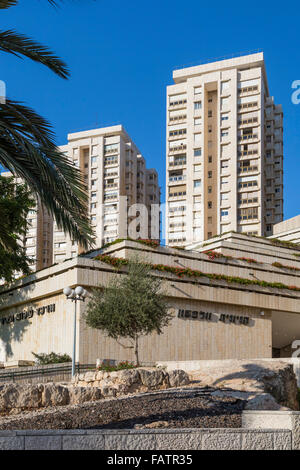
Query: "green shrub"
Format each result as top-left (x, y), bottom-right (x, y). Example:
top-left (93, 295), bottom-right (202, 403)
top-left (32, 352), bottom-right (72, 365)
top-left (97, 361), bottom-right (137, 372)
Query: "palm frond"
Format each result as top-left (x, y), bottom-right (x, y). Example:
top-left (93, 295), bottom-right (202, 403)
top-left (0, 30), bottom-right (69, 78)
top-left (0, 99), bottom-right (95, 249)
top-left (0, 0), bottom-right (17, 9)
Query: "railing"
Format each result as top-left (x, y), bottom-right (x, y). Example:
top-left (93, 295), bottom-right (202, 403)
top-left (238, 165), bottom-right (259, 173)
top-left (168, 176), bottom-right (186, 183)
top-left (169, 145), bottom-right (187, 152)
top-left (238, 134), bottom-right (258, 141)
top-left (169, 160), bottom-right (187, 167)
top-left (0, 363), bottom-right (96, 384)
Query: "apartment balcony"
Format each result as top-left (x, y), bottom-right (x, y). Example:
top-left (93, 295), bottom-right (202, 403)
top-left (238, 149), bottom-right (259, 158)
top-left (238, 184), bottom-right (259, 192)
top-left (238, 197), bottom-right (259, 206)
top-left (168, 100), bottom-right (187, 110)
top-left (238, 165), bottom-right (259, 174)
top-left (238, 102), bottom-right (259, 112)
top-left (238, 85), bottom-right (259, 95)
top-left (266, 201), bottom-right (275, 210)
top-left (104, 159), bottom-right (118, 167)
top-left (274, 119), bottom-right (283, 128)
top-left (168, 115), bottom-right (187, 125)
top-left (104, 195), bottom-right (118, 202)
top-left (168, 160), bottom-right (187, 168)
top-left (168, 175), bottom-right (186, 185)
top-left (103, 219), bottom-right (118, 225)
top-left (169, 144), bottom-right (187, 154)
top-left (238, 116), bottom-right (259, 127)
top-left (265, 185), bottom-right (275, 194)
top-left (238, 134), bottom-right (259, 142)
top-left (104, 148), bottom-right (119, 155)
top-left (104, 171), bottom-right (118, 178)
top-left (275, 176), bottom-right (283, 185)
top-left (238, 217), bottom-right (259, 224)
top-left (168, 208), bottom-right (186, 216)
top-left (169, 132), bottom-right (187, 141)
top-left (168, 193), bottom-right (186, 201)
top-left (265, 142), bottom-right (273, 150)
top-left (104, 183), bottom-right (118, 189)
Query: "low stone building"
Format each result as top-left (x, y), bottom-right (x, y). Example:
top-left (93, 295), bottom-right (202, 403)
top-left (1, 233), bottom-right (300, 365)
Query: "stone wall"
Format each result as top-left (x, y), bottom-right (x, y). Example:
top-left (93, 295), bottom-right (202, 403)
top-left (0, 368), bottom-right (190, 414)
top-left (73, 368), bottom-right (190, 397)
top-left (0, 428), bottom-right (292, 450)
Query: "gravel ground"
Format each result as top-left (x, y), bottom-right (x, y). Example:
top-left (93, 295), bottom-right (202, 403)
top-left (0, 388), bottom-right (246, 430)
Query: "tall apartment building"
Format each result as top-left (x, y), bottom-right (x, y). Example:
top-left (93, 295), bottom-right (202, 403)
top-left (1, 171), bottom-right (53, 273)
top-left (53, 125), bottom-right (160, 263)
top-left (165, 52), bottom-right (283, 247)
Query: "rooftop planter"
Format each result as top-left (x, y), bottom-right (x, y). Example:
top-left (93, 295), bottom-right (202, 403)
top-left (94, 254), bottom-right (300, 294)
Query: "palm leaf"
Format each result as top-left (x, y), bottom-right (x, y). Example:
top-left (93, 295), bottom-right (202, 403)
top-left (0, 99), bottom-right (95, 249)
top-left (0, 0), bottom-right (17, 9)
top-left (0, 30), bottom-right (69, 78)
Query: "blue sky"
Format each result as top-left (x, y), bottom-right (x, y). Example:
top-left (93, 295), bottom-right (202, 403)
top-left (1, 0), bottom-right (300, 220)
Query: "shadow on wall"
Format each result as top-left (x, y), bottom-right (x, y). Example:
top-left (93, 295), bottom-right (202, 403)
top-left (0, 273), bottom-right (36, 361)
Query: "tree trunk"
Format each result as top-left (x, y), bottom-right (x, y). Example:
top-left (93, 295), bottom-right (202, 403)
top-left (135, 335), bottom-right (139, 366)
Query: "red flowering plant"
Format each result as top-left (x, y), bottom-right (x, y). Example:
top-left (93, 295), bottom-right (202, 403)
top-left (203, 250), bottom-right (223, 260)
top-left (95, 254), bottom-right (300, 293)
top-left (238, 257), bottom-right (260, 264)
top-left (136, 238), bottom-right (160, 248)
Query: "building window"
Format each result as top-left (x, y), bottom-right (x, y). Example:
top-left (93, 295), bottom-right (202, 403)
top-left (208, 201), bottom-right (212, 208)
top-left (208, 186), bottom-right (212, 193)
top-left (208, 110), bottom-right (212, 118)
top-left (194, 149), bottom-right (202, 157)
top-left (194, 101), bottom-right (202, 110)
top-left (194, 180), bottom-right (202, 189)
top-left (208, 171), bottom-right (212, 178)
top-left (208, 156), bottom-right (212, 163)
top-left (221, 113), bottom-right (229, 122)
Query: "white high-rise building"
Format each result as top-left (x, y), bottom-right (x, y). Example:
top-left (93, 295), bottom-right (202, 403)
top-left (165, 52), bottom-right (283, 247)
top-left (1, 171), bottom-right (53, 273)
top-left (53, 125), bottom-right (160, 263)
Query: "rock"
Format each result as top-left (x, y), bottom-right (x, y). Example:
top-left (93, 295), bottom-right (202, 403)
top-left (41, 383), bottom-right (70, 407)
top-left (245, 393), bottom-right (287, 411)
top-left (68, 386), bottom-right (101, 404)
top-left (168, 370), bottom-right (190, 387)
top-left (84, 371), bottom-right (96, 383)
top-left (95, 371), bottom-right (104, 381)
top-left (144, 420), bottom-right (169, 429)
top-left (0, 383), bottom-right (42, 411)
top-left (101, 386), bottom-right (116, 397)
top-left (189, 360), bottom-right (299, 410)
top-left (118, 369), bottom-right (141, 386)
top-left (138, 368), bottom-right (165, 388)
top-left (112, 384), bottom-right (128, 396)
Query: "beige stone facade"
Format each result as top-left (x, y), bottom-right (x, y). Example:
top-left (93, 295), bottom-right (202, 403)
top-left (1, 235), bottom-right (300, 364)
top-left (166, 52), bottom-right (283, 247)
top-left (271, 215), bottom-right (300, 244)
top-left (54, 125), bottom-right (160, 263)
top-left (1, 171), bottom-right (53, 274)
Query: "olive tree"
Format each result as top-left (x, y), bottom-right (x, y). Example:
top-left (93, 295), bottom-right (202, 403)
top-left (84, 256), bottom-right (173, 365)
